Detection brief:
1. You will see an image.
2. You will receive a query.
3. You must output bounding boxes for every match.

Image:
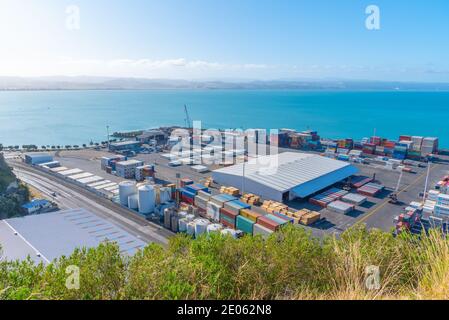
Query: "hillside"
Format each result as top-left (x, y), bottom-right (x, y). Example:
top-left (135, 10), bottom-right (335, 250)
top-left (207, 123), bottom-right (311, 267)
top-left (0, 224), bottom-right (448, 300)
top-left (0, 153), bottom-right (16, 193)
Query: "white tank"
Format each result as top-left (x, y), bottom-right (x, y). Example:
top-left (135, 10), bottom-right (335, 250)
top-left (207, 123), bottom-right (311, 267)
top-left (178, 218), bottom-right (188, 232)
top-left (119, 181), bottom-right (137, 206)
top-left (138, 184), bottom-right (155, 214)
top-left (194, 218), bottom-right (210, 238)
top-left (207, 224), bottom-right (222, 234)
top-left (185, 214), bottom-right (195, 222)
top-left (159, 187), bottom-right (172, 204)
top-left (186, 222), bottom-right (196, 236)
top-left (178, 211), bottom-right (188, 219)
top-left (127, 194), bottom-right (139, 210)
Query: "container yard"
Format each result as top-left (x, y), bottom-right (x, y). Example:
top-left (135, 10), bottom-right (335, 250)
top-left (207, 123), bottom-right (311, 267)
top-left (19, 127), bottom-right (449, 239)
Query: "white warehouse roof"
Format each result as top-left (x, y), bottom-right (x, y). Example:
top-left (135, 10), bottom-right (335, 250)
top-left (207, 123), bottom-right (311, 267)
top-left (0, 208), bottom-right (147, 264)
top-left (212, 152), bottom-right (358, 201)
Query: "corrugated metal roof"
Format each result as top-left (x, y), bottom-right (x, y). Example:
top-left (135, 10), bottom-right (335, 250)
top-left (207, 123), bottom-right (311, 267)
top-left (21, 199), bottom-right (50, 209)
top-left (213, 152), bottom-right (358, 193)
top-left (0, 208), bottom-right (147, 264)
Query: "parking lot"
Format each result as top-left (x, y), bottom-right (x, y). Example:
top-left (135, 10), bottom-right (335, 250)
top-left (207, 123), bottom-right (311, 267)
top-left (50, 148), bottom-right (449, 237)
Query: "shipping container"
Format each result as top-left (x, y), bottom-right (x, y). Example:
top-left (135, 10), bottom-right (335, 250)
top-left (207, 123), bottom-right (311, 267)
top-left (236, 215), bottom-right (255, 235)
top-left (253, 223), bottom-right (274, 238)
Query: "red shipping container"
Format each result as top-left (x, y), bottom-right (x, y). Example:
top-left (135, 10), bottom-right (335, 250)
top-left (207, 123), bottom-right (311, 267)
top-left (257, 215), bottom-right (280, 232)
top-left (220, 218), bottom-right (235, 229)
top-left (220, 207), bottom-right (239, 219)
top-left (181, 195), bottom-right (194, 205)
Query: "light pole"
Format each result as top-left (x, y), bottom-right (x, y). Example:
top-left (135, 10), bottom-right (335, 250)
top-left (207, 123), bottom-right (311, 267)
top-left (242, 159), bottom-right (245, 196)
top-left (106, 125), bottom-right (110, 148)
top-left (423, 161), bottom-right (431, 203)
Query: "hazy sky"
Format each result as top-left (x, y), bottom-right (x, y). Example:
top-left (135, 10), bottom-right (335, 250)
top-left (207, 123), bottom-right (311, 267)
top-left (1, 0), bottom-right (448, 81)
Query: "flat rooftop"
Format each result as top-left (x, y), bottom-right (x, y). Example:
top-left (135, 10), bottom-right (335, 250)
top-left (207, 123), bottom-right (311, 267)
top-left (116, 159), bottom-right (144, 166)
top-left (0, 208), bottom-right (147, 264)
top-left (213, 152), bottom-right (358, 197)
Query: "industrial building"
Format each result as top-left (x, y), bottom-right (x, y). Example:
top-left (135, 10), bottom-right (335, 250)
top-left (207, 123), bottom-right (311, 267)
top-left (24, 153), bottom-right (53, 165)
top-left (212, 152), bottom-right (358, 202)
top-left (0, 208), bottom-right (147, 264)
top-left (21, 199), bottom-right (53, 215)
top-left (116, 159), bottom-right (144, 179)
top-left (108, 140), bottom-right (142, 152)
top-left (137, 129), bottom-right (167, 144)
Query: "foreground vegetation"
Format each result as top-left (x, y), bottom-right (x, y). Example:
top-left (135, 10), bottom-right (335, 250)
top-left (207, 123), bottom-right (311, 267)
top-left (1, 224), bottom-right (448, 300)
top-left (0, 154), bottom-right (29, 219)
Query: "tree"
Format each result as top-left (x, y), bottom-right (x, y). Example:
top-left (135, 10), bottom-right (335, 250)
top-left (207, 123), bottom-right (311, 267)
top-left (0, 144), bottom-right (3, 151)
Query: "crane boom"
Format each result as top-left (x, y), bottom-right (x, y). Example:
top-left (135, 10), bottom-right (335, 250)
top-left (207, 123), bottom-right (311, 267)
top-left (184, 105), bottom-right (191, 129)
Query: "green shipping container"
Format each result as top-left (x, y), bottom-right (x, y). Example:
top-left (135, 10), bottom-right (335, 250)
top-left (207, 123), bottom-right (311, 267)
top-left (236, 215), bottom-right (255, 235)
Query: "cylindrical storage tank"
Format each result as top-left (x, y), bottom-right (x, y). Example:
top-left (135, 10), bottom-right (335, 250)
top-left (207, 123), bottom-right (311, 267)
top-left (221, 228), bottom-right (238, 239)
top-left (186, 222), bottom-right (196, 236)
top-left (207, 223), bottom-right (222, 234)
top-left (159, 187), bottom-right (171, 204)
top-left (178, 211), bottom-right (188, 219)
top-left (138, 184), bottom-right (155, 214)
top-left (127, 194), bottom-right (139, 210)
top-left (178, 218), bottom-right (188, 232)
top-left (194, 218), bottom-right (210, 238)
top-left (119, 181), bottom-right (137, 206)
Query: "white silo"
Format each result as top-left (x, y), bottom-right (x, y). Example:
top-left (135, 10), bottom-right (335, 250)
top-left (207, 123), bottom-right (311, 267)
top-left (138, 184), bottom-right (155, 214)
top-left (119, 181), bottom-right (137, 206)
top-left (194, 218), bottom-right (210, 238)
top-left (127, 194), bottom-right (139, 210)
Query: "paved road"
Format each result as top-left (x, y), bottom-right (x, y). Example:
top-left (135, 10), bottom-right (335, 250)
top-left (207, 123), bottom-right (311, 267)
top-left (355, 162), bottom-right (444, 230)
top-left (11, 161), bottom-right (173, 246)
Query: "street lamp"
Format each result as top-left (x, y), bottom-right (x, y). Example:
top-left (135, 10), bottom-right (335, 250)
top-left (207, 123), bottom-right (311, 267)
top-left (106, 125), bottom-right (110, 147)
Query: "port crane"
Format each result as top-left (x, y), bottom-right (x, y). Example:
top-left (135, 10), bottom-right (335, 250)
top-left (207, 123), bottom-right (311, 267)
top-left (184, 105), bottom-right (192, 129)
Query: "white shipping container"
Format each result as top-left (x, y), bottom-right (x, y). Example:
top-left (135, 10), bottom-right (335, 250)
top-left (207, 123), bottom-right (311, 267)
top-left (328, 200), bottom-right (355, 214)
top-left (341, 193), bottom-right (367, 206)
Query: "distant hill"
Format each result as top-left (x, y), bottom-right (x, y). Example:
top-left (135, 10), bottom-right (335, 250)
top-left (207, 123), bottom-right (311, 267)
top-left (1, 76), bottom-right (449, 91)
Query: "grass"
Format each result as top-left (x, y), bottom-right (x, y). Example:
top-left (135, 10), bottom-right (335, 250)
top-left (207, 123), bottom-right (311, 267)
top-left (0, 224), bottom-right (448, 300)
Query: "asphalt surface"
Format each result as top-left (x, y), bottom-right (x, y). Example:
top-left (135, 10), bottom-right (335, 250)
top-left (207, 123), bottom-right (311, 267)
top-left (10, 161), bottom-right (173, 246)
top-left (12, 149), bottom-right (449, 239)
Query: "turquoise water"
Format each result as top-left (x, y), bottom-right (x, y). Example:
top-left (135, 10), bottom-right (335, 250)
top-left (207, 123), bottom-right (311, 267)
top-left (0, 90), bottom-right (447, 147)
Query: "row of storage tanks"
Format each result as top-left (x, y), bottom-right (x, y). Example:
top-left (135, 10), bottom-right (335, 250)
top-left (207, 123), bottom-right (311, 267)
top-left (119, 181), bottom-right (173, 215)
top-left (163, 209), bottom-right (242, 239)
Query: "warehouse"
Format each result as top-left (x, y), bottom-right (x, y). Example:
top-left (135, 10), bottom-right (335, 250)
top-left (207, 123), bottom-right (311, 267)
top-left (24, 153), bottom-right (53, 165)
top-left (109, 140), bottom-right (142, 152)
top-left (0, 208), bottom-right (147, 264)
top-left (212, 152), bottom-right (358, 202)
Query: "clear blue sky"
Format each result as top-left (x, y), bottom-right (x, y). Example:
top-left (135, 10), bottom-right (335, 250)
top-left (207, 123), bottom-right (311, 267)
top-left (1, 0), bottom-right (448, 81)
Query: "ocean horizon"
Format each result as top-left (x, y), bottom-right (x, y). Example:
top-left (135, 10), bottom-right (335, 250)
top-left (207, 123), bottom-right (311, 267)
top-left (0, 89), bottom-right (447, 147)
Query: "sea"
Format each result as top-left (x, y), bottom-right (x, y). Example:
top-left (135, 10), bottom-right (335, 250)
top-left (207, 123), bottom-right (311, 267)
top-left (0, 90), bottom-right (448, 147)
